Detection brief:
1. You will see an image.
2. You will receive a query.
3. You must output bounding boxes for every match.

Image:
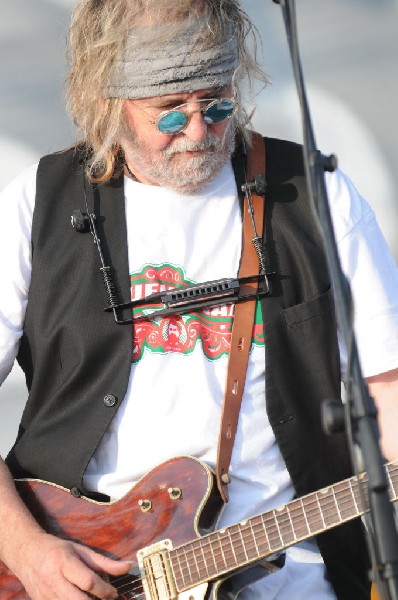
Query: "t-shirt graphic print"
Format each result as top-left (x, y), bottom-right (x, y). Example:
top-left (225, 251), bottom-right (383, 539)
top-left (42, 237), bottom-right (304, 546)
top-left (130, 263), bottom-right (264, 363)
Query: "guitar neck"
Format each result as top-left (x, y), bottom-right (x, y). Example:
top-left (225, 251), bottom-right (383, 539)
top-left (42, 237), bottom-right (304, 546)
top-left (170, 461), bottom-right (398, 593)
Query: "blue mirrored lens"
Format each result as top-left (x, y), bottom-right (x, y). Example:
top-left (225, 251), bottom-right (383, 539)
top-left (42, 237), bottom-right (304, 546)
top-left (157, 111), bottom-right (188, 134)
top-left (203, 99), bottom-right (234, 124)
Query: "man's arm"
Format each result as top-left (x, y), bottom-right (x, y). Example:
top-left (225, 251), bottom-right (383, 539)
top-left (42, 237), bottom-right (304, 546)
top-left (0, 457), bottom-right (130, 599)
top-left (367, 367), bottom-right (398, 462)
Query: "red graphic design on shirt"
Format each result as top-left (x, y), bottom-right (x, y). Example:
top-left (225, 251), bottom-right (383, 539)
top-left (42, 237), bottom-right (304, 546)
top-left (131, 264), bottom-right (264, 363)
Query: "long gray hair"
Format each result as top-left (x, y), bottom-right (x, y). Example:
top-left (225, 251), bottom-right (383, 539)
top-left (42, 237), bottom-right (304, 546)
top-left (66, 0), bottom-right (268, 182)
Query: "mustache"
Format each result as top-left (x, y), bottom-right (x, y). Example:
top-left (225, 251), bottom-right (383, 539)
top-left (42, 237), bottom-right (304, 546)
top-left (165, 120), bottom-right (237, 157)
top-left (164, 133), bottom-right (220, 156)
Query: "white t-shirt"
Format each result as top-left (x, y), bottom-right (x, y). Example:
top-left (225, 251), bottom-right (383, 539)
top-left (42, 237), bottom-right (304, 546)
top-left (1, 160), bottom-right (398, 599)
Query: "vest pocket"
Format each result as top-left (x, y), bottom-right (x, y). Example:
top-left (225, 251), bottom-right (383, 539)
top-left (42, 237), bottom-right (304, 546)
top-left (283, 286), bottom-right (334, 328)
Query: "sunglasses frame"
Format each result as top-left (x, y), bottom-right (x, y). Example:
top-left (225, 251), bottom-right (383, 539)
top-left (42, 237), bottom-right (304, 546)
top-left (132, 97), bottom-right (237, 135)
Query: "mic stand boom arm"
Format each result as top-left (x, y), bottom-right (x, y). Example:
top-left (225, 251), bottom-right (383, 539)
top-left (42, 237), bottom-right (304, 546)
top-left (271, 1), bottom-right (398, 598)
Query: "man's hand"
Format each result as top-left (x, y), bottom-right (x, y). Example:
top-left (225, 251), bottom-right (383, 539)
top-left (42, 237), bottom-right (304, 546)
top-left (367, 367), bottom-right (398, 462)
top-left (11, 530), bottom-right (132, 599)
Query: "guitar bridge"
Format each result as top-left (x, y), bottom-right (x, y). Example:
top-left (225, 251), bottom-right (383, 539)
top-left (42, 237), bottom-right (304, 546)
top-left (137, 539), bottom-right (177, 600)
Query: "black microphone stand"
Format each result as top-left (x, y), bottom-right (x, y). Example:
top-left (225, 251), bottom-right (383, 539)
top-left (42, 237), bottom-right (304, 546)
top-left (270, 1), bottom-right (398, 598)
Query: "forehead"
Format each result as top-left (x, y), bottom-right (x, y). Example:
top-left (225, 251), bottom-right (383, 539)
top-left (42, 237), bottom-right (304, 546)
top-left (137, 85), bottom-right (232, 107)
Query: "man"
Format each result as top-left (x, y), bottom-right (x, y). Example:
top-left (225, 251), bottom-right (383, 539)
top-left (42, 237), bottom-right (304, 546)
top-left (0, 0), bottom-right (397, 598)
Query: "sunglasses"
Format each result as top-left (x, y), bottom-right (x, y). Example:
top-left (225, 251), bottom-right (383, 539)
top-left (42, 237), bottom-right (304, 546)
top-left (134, 97), bottom-right (237, 135)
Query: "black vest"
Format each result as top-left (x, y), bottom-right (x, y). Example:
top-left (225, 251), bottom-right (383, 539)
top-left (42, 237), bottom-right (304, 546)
top-left (9, 137), bottom-right (370, 598)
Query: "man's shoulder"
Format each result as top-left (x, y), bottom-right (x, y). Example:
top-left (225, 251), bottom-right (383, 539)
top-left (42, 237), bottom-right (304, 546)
top-left (263, 135), bottom-right (303, 153)
top-left (38, 143), bottom-right (87, 170)
top-left (243, 133), bottom-right (305, 182)
top-left (263, 136), bottom-right (305, 182)
top-left (235, 133), bottom-right (304, 186)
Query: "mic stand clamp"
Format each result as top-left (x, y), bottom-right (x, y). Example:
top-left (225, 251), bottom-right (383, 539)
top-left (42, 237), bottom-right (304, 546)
top-left (241, 174), bottom-right (267, 196)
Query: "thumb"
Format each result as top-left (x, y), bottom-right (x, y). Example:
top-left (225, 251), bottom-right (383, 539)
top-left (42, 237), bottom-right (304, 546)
top-left (74, 543), bottom-right (134, 575)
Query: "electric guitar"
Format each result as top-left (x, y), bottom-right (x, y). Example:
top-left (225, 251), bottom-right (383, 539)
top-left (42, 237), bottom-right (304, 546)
top-left (0, 456), bottom-right (394, 599)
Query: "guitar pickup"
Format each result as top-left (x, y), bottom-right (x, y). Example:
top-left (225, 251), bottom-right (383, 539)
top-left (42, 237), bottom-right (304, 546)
top-left (137, 539), bottom-right (178, 600)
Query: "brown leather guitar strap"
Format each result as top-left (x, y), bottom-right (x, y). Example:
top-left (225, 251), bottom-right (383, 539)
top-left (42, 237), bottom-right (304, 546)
top-left (216, 132), bottom-right (266, 502)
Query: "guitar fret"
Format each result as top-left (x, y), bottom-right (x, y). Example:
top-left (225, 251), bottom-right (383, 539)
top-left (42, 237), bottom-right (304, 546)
top-left (237, 524), bottom-right (250, 562)
top-left (349, 479), bottom-right (360, 515)
top-left (217, 528), bottom-right (238, 568)
top-left (233, 521), bottom-right (264, 562)
top-left (286, 503), bottom-right (296, 540)
top-left (286, 499), bottom-right (307, 541)
top-left (197, 539), bottom-right (210, 579)
top-left (225, 525), bottom-right (248, 564)
top-left (169, 461), bottom-right (398, 593)
top-left (214, 533), bottom-right (227, 570)
top-left (172, 549), bottom-right (185, 589)
top-left (227, 527), bottom-right (239, 565)
top-left (251, 515), bottom-right (271, 555)
top-left (205, 538), bottom-right (218, 577)
top-left (172, 523), bottom-right (257, 589)
top-left (387, 468), bottom-right (394, 500)
top-left (249, 519), bottom-right (260, 556)
top-left (318, 488), bottom-right (339, 528)
top-left (180, 545), bottom-right (196, 585)
top-left (336, 484), bottom-right (353, 510)
top-left (212, 533), bottom-right (234, 570)
top-left (275, 505), bottom-right (295, 546)
top-left (315, 493), bottom-right (326, 529)
top-left (391, 470), bottom-right (398, 500)
top-left (388, 468), bottom-right (398, 502)
top-left (299, 496), bottom-right (311, 537)
top-left (354, 478), bottom-right (369, 517)
top-left (332, 485), bottom-right (342, 522)
top-left (239, 523), bottom-right (257, 561)
top-left (334, 480), bottom-right (354, 520)
top-left (261, 510), bottom-right (284, 551)
top-left (240, 520), bottom-right (264, 561)
top-left (195, 540), bottom-right (216, 581)
top-left (189, 542), bottom-right (202, 582)
top-left (274, 509), bottom-right (284, 547)
top-left (259, 513), bottom-right (271, 552)
top-left (300, 496), bottom-right (324, 535)
top-left (327, 489), bottom-right (342, 525)
top-left (174, 537), bottom-right (218, 587)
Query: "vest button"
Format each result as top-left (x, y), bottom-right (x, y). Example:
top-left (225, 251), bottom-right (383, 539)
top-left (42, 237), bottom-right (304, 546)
top-left (104, 394), bottom-right (117, 407)
top-left (70, 487), bottom-right (81, 497)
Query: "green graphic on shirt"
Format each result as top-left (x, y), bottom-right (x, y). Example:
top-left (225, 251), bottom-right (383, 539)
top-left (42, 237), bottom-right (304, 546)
top-left (130, 263), bottom-right (264, 363)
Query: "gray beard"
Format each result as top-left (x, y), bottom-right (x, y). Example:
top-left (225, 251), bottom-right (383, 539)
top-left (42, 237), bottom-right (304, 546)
top-left (121, 120), bottom-right (237, 194)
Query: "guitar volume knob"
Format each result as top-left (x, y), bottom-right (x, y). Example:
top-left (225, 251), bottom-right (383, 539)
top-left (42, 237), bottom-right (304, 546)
top-left (168, 487), bottom-right (182, 500)
top-left (138, 499), bottom-right (152, 512)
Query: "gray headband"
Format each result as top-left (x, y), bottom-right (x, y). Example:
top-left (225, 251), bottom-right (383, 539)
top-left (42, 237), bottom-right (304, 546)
top-left (106, 18), bottom-right (238, 99)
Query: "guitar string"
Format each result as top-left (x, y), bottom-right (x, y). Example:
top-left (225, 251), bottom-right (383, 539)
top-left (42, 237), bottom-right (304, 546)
top-left (171, 469), bottom-right (398, 587)
top-left (109, 483), bottom-right (359, 595)
top-left (104, 571), bottom-right (144, 600)
top-left (111, 575), bottom-right (143, 596)
top-left (172, 490), bottom-right (362, 584)
top-left (174, 482), bottom-right (395, 587)
top-left (93, 466), bottom-right (398, 596)
top-left (108, 468), bottom-right (398, 593)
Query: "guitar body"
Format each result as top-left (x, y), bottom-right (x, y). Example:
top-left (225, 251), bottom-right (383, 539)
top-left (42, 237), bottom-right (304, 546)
top-left (0, 456), bottom-right (278, 599)
top-left (0, 453), bottom-right (384, 599)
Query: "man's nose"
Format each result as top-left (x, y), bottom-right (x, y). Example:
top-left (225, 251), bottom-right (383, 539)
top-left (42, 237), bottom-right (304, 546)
top-left (182, 109), bottom-right (208, 141)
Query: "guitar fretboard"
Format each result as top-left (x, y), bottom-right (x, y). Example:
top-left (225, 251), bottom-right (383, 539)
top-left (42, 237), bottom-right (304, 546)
top-left (170, 461), bottom-right (398, 592)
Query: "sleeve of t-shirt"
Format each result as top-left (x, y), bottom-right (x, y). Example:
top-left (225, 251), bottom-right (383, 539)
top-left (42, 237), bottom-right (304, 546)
top-left (326, 168), bottom-right (398, 378)
top-left (0, 164), bottom-right (37, 385)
